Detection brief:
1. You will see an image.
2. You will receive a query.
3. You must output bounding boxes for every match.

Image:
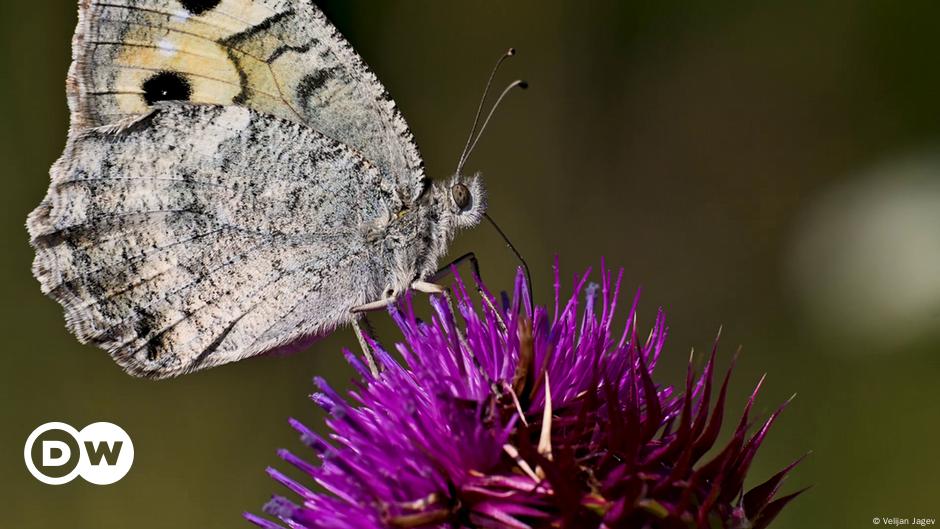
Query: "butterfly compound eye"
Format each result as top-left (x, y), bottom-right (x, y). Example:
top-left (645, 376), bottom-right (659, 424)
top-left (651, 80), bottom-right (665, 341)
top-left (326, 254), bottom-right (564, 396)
top-left (451, 183), bottom-right (471, 210)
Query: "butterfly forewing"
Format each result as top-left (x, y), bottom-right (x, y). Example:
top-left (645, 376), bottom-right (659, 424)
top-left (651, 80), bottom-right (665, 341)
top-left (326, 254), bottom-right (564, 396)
top-left (70, 0), bottom-right (424, 186)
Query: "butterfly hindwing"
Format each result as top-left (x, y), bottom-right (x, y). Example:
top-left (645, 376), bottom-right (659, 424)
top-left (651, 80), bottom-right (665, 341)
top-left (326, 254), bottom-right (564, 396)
top-left (69, 0), bottom-right (424, 188)
top-left (29, 103), bottom-right (395, 377)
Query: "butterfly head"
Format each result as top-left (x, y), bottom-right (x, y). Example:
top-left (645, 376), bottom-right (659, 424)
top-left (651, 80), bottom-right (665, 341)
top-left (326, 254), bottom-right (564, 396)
top-left (446, 173), bottom-right (486, 229)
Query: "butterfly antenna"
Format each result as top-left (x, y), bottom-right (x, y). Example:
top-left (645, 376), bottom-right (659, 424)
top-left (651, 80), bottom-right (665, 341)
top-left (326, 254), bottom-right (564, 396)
top-left (461, 79), bottom-right (528, 173)
top-left (484, 212), bottom-right (534, 308)
top-left (456, 48), bottom-right (519, 175)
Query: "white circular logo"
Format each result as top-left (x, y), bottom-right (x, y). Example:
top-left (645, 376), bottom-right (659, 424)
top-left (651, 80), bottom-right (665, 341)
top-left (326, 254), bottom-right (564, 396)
top-left (24, 422), bottom-right (134, 485)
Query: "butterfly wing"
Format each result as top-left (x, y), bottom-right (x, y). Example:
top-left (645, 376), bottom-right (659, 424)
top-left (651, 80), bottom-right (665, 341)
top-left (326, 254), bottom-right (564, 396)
top-left (68, 0), bottom-right (424, 190)
top-left (29, 103), bottom-right (395, 378)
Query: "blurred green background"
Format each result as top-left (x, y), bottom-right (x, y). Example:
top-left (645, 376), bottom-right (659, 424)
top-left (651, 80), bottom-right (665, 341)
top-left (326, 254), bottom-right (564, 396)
top-left (2, 1), bottom-right (939, 528)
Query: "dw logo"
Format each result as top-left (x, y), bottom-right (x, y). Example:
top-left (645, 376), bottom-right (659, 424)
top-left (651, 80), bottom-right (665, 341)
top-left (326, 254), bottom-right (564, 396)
top-left (24, 422), bottom-right (134, 485)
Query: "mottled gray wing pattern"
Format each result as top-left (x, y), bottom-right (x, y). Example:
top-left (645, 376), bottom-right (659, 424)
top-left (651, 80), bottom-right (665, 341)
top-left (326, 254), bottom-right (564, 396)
top-left (68, 0), bottom-right (425, 192)
top-left (28, 103), bottom-right (396, 378)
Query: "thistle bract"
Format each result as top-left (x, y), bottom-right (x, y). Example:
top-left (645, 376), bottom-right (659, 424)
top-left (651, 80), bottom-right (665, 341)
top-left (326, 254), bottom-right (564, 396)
top-left (246, 262), bottom-right (804, 529)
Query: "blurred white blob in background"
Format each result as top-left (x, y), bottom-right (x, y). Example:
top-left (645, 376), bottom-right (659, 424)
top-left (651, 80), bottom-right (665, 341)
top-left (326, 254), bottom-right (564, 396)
top-left (789, 151), bottom-right (940, 351)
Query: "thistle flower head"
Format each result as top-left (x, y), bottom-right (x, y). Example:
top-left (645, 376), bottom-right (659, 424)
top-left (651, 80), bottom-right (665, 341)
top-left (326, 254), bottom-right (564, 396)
top-left (246, 262), bottom-right (804, 529)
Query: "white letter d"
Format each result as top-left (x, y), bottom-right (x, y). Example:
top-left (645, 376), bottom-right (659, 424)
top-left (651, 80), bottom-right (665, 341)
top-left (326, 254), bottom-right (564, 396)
top-left (42, 441), bottom-right (71, 467)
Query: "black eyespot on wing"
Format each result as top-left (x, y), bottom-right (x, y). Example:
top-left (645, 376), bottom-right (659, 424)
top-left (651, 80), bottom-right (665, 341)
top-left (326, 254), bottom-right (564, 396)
top-left (178, 0), bottom-right (221, 15)
top-left (142, 71), bottom-right (193, 105)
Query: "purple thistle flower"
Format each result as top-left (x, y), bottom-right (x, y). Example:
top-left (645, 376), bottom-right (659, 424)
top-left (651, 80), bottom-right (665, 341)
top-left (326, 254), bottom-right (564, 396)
top-left (246, 261), bottom-right (805, 529)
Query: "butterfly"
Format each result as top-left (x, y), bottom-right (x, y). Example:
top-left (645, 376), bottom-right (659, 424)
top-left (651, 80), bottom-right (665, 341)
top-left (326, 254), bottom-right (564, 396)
top-left (27, 0), bottom-right (506, 378)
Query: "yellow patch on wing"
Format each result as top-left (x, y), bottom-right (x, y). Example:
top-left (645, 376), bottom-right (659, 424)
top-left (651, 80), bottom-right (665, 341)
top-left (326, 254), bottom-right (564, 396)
top-left (113, 33), bottom-right (240, 114)
top-left (106, 0), bottom-right (285, 114)
top-left (192, 0), bottom-right (278, 36)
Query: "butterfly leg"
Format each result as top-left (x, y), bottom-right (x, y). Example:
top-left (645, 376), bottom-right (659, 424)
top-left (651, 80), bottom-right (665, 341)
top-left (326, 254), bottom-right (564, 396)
top-left (411, 277), bottom-right (501, 395)
top-left (410, 280), bottom-right (473, 345)
top-left (426, 252), bottom-right (508, 332)
top-left (350, 294), bottom-right (398, 377)
top-left (428, 252), bottom-right (483, 283)
top-left (348, 284), bottom-right (450, 379)
top-left (350, 297), bottom-right (396, 313)
top-left (411, 281), bottom-right (461, 331)
top-left (350, 316), bottom-right (381, 378)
